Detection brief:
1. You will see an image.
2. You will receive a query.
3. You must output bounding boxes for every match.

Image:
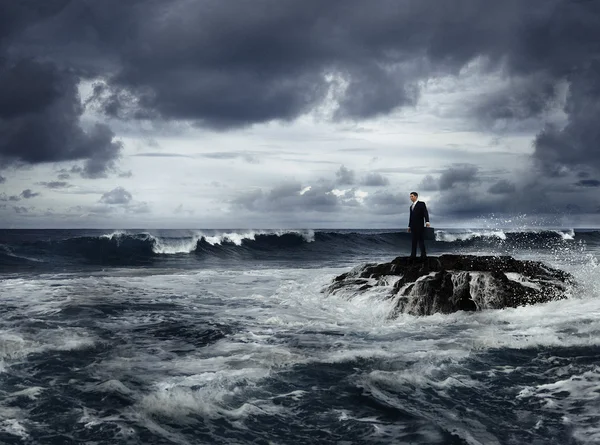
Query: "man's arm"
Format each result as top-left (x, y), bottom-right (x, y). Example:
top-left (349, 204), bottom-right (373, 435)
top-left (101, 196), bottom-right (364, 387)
top-left (423, 202), bottom-right (430, 226)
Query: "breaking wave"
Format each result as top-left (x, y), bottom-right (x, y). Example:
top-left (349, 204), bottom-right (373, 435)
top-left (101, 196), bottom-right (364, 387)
top-left (0, 228), bottom-right (597, 269)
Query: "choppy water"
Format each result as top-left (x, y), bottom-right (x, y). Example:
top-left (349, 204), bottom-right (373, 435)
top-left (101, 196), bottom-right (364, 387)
top-left (1, 228), bottom-right (599, 444)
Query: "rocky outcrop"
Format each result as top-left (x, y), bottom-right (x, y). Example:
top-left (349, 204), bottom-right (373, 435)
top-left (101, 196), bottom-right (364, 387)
top-left (325, 255), bottom-right (574, 316)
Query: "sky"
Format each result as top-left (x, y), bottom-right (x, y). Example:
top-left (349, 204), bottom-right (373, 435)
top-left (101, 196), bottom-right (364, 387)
top-left (1, 0), bottom-right (600, 229)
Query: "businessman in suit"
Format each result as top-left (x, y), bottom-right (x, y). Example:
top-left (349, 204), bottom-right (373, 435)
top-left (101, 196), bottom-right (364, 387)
top-left (408, 192), bottom-right (430, 260)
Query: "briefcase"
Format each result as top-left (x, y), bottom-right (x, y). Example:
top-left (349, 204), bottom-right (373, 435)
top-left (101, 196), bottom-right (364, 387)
top-left (424, 227), bottom-right (435, 241)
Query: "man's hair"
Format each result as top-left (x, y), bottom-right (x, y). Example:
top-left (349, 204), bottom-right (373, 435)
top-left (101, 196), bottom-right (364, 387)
top-left (410, 191), bottom-right (418, 197)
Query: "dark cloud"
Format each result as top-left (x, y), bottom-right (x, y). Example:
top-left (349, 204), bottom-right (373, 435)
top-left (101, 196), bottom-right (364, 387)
top-left (419, 164), bottom-right (480, 191)
top-left (20, 189), bottom-right (40, 199)
top-left (13, 206), bottom-right (29, 214)
top-left (3, 0), bottom-right (600, 220)
top-left (361, 172), bottom-right (389, 186)
top-left (6, 0), bottom-right (594, 129)
top-left (335, 166), bottom-right (355, 185)
top-left (465, 73), bottom-right (560, 132)
top-left (38, 181), bottom-right (71, 189)
top-left (438, 164), bottom-right (480, 189)
top-left (99, 187), bottom-right (132, 205)
top-left (0, 59), bottom-right (123, 178)
top-left (0, 1), bottom-right (122, 178)
top-left (57, 172), bottom-right (70, 180)
top-left (0, 175), bottom-right (5, 183)
top-left (488, 179), bottom-right (516, 195)
top-left (533, 62), bottom-right (600, 175)
top-left (418, 175), bottom-right (439, 191)
top-left (576, 179), bottom-right (600, 187)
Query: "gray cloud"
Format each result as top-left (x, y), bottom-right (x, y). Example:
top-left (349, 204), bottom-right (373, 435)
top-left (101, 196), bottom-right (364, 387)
top-left (418, 175), bottom-right (439, 192)
top-left (418, 164), bottom-right (480, 191)
top-left (361, 172), bottom-right (389, 186)
top-left (335, 165), bottom-right (355, 185)
top-left (134, 153), bottom-right (192, 158)
top-left (0, 193), bottom-right (20, 202)
top-left (0, 59), bottom-right (123, 178)
top-left (99, 187), bottom-right (133, 205)
top-left (533, 62), bottom-right (600, 175)
top-left (13, 206), bottom-right (29, 214)
top-left (364, 191), bottom-right (406, 215)
top-left (174, 204), bottom-right (195, 216)
top-left (8, 0), bottom-right (595, 131)
top-left (0, 175), bottom-right (5, 183)
top-left (576, 179), bottom-right (600, 188)
top-left (38, 181), bottom-right (71, 189)
top-left (20, 189), bottom-right (40, 199)
top-left (125, 201), bottom-right (151, 214)
top-left (488, 179), bottom-right (516, 195)
top-left (336, 148), bottom-right (375, 153)
top-left (199, 152), bottom-right (260, 163)
top-left (3, 0), bottom-right (600, 221)
top-left (438, 164), bottom-right (480, 189)
top-left (463, 72), bottom-right (561, 132)
top-left (232, 182), bottom-right (340, 213)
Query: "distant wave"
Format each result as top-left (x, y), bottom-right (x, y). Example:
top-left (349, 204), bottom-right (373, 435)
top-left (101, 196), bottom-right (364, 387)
top-left (1, 229), bottom-right (597, 268)
top-left (99, 229), bottom-right (316, 254)
top-left (0, 243), bottom-right (44, 266)
top-left (434, 229), bottom-right (579, 245)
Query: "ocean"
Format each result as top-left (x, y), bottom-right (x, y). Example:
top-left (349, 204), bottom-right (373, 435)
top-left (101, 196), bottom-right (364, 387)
top-left (1, 228), bottom-right (599, 445)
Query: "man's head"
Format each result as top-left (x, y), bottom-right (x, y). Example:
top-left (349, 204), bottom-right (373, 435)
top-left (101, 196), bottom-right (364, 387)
top-left (410, 192), bottom-right (418, 203)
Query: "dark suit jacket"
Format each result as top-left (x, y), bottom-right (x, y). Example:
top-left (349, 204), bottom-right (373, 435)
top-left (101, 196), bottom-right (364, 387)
top-left (409, 201), bottom-right (429, 230)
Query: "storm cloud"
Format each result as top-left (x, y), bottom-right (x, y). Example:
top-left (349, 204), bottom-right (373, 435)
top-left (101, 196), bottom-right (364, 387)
top-left (2, 0), bottom-right (600, 224)
top-left (3, 1), bottom-right (597, 127)
top-left (488, 179), bottom-right (517, 195)
top-left (418, 164), bottom-right (480, 191)
top-left (0, 2), bottom-right (122, 178)
top-left (0, 59), bottom-right (123, 178)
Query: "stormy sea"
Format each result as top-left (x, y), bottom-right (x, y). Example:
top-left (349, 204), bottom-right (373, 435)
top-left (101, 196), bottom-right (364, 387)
top-left (1, 228), bottom-right (599, 445)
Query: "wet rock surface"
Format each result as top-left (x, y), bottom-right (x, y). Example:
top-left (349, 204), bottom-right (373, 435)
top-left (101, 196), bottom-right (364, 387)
top-left (325, 255), bottom-right (575, 316)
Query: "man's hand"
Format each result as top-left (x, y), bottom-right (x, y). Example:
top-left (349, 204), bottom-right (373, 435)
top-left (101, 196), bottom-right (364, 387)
top-left (426, 222), bottom-right (430, 227)
top-left (407, 227), bottom-right (411, 233)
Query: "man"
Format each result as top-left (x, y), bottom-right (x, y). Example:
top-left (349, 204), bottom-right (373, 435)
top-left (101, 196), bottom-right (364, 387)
top-left (408, 191), bottom-right (430, 260)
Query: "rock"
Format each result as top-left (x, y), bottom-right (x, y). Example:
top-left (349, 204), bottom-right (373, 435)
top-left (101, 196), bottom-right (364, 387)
top-left (324, 255), bottom-right (575, 316)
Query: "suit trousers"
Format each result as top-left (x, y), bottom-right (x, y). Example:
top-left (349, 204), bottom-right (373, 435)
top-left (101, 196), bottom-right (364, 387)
top-left (410, 228), bottom-right (426, 258)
